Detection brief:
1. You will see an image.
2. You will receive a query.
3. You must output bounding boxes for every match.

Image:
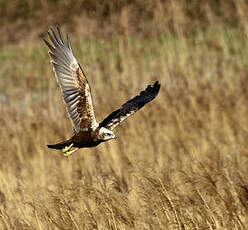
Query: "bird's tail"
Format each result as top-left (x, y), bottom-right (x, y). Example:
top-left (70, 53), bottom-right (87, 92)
top-left (47, 140), bottom-right (71, 150)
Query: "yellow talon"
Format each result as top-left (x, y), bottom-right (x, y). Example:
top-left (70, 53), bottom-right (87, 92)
top-left (62, 143), bottom-right (74, 153)
top-left (64, 148), bottom-right (78, 157)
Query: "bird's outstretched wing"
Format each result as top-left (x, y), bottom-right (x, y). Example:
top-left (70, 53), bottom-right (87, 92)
top-left (44, 27), bottom-right (98, 133)
top-left (99, 81), bottom-right (160, 130)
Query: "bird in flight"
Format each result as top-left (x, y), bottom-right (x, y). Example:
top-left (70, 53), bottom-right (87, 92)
top-left (44, 27), bottom-right (160, 156)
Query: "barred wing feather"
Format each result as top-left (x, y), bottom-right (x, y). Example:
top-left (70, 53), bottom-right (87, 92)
top-left (44, 27), bottom-right (98, 133)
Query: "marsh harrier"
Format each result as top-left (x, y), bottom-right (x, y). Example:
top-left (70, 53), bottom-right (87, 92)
top-left (44, 27), bottom-right (160, 156)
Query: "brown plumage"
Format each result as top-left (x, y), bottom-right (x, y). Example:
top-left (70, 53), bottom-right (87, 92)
top-left (44, 27), bottom-right (160, 156)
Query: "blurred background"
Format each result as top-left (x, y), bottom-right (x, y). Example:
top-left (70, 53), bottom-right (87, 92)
top-left (1, 0), bottom-right (248, 43)
top-left (0, 0), bottom-right (248, 229)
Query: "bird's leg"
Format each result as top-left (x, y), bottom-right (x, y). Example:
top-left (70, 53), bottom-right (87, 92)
top-left (63, 148), bottom-right (79, 157)
top-left (62, 143), bottom-right (74, 153)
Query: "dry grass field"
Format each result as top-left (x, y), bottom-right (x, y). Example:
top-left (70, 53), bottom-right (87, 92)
top-left (1, 1), bottom-right (248, 229)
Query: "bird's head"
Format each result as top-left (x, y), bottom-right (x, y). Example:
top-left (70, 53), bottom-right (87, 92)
top-left (99, 127), bottom-right (117, 141)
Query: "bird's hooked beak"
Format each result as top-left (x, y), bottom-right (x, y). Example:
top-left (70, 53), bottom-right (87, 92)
top-left (112, 135), bottom-right (117, 139)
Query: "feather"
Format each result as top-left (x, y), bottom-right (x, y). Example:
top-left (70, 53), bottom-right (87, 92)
top-left (100, 81), bottom-right (160, 130)
top-left (44, 27), bottom-right (98, 133)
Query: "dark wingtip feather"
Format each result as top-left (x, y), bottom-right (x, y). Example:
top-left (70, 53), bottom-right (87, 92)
top-left (57, 26), bottom-right (65, 45)
top-left (66, 33), bottom-right (72, 50)
top-left (44, 27), bottom-right (68, 50)
top-left (47, 31), bottom-right (57, 47)
top-left (153, 81), bottom-right (160, 93)
top-left (144, 81), bottom-right (161, 100)
top-left (50, 27), bottom-right (60, 45)
top-left (152, 81), bottom-right (160, 89)
top-left (43, 38), bottom-right (56, 52)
